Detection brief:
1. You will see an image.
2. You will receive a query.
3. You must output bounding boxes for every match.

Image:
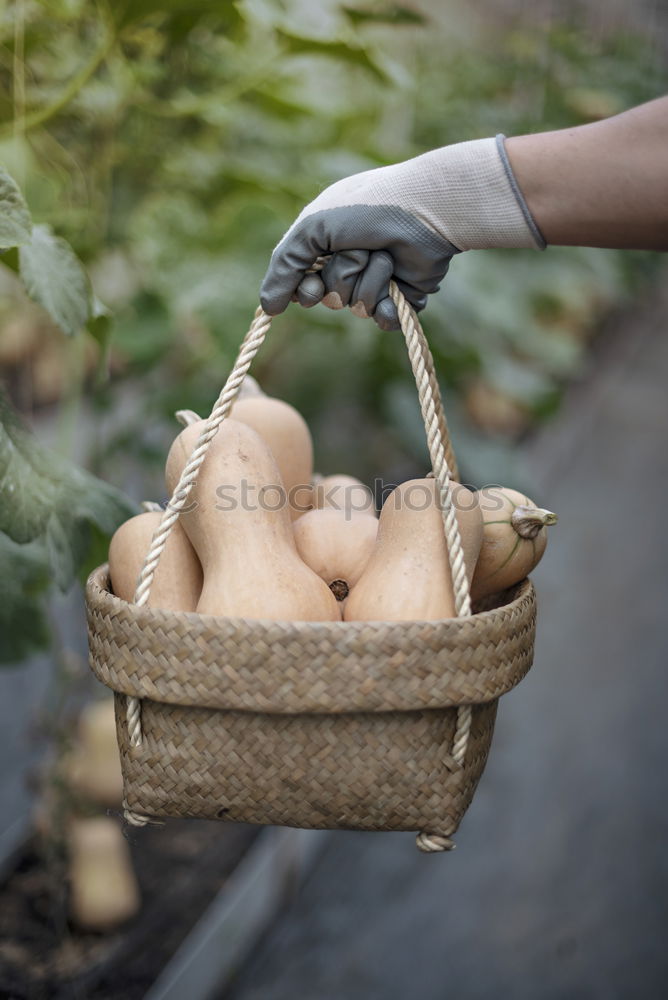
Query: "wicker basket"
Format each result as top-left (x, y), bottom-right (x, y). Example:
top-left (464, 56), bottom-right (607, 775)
top-left (85, 283), bottom-right (538, 852)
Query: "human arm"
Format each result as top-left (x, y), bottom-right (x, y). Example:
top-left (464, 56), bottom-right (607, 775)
top-left (506, 95), bottom-right (668, 250)
top-left (260, 95), bottom-right (668, 329)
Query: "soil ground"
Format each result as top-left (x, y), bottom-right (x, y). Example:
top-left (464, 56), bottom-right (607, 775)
top-left (0, 820), bottom-right (257, 1000)
top-left (221, 278), bottom-right (668, 1000)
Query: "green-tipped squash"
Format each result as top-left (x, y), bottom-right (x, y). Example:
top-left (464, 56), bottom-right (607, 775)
top-left (472, 486), bottom-right (557, 600)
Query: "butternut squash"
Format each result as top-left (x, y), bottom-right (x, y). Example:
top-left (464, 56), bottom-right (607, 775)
top-left (230, 396), bottom-right (313, 519)
top-left (68, 817), bottom-right (141, 931)
top-left (293, 508), bottom-right (379, 601)
top-left (471, 486), bottom-right (557, 600)
top-left (314, 474), bottom-right (376, 517)
top-left (109, 512), bottom-right (202, 612)
top-left (62, 698), bottom-right (123, 809)
top-left (175, 408), bottom-right (200, 427)
top-left (344, 479), bottom-right (483, 622)
top-left (165, 419), bottom-right (340, 620)
top-left (237, 374), bottom-right (265, 400)
top-left (174, 375), bottom-right (264, 429)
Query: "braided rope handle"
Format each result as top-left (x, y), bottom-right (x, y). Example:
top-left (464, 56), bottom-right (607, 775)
top-left (388, 285), bottom-right (472, 854)
top-left (124, 285), bottom-right (473, 847)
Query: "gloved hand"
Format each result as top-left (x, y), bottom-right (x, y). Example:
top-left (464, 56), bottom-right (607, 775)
top-left (260, 134), bottom-right (545, 330)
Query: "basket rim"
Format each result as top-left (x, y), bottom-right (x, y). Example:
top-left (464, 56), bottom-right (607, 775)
top-left (86, 564), bottom-right (536, 715)
top-left (88, 563), bottom-right (530, 631)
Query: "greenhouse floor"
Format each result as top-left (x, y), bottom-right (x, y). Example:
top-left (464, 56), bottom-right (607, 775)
top-left (221, 275), bottom-right (668, 1000)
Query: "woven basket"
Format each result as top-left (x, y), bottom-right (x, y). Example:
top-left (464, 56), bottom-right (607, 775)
top-left (86, 282), bottom-right (537, 852)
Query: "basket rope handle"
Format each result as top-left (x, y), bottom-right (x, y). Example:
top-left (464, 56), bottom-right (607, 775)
top-left (124, 283), bottom-right (473, 837)
top-left (132, 286), bottom-right (469, 613)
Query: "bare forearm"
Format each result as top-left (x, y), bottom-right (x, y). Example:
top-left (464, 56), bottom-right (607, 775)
top-left (506, 96), bottom-right (668, 250)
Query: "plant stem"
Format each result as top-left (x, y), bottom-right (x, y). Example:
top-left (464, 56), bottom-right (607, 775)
top-left (56, 332), bottom-right (87, 460)
top-left (137, 59), bottom-right (283, 119)
top-left (0, 25), bottom-right (116, 140)
top-left (13, 0), bottom-right (26, 148)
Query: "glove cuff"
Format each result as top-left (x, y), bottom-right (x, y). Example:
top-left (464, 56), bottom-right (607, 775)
top-left (494, 134), bottom-right (546, 250)
top-left (422, 135), bottom-right (546, 252)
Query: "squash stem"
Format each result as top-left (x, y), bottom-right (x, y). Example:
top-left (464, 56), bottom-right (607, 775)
top-left (175, 409), bottom-right (201, 427)
top-left (511, 505), bottom-right (558, 539)
top-left (329, 579), bottom-right (349, 601)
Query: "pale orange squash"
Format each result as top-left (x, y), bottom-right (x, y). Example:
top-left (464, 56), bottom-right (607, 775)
top-left (165, 419), bottom-right (340, 620)
top-left (293, 507), bottom-right (379, 601)
top-left (471, 486), bottom-right (557, 600)
top-left (230, 396), bottom-right (313, 519)
top-left (68, 818), bottom-right (140, 931)
top-left (313, 474), bottom-right (376, 517)
top-left (108, 511), bottom-right (202, 611)
top-left (344, 479), bottom-right (483, 622)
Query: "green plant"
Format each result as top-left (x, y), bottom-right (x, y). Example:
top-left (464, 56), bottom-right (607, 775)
top-left (0, 0), bottom-right (665, 660)
top-left (0, 169), bottom-right (135, 662)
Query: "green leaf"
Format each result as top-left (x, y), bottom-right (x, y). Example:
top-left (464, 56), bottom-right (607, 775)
top-left (0, 387), bottom-right (137, 588)
top-left (0, 532), bottom-right (51, 665)
top-left (87, 296), bottom-right (114, 384)
top-left (114, 0), bottom-right (238, 29)
top-left (18, 223), bottom-right (90, 337)
top-left (275, 29), bottom-right (389, 83)
top-left (87, 294), bottom-right (112, 346)
top-left (247, 87), bottom-right (317, 121)
top-left (0, 165), bottom-right (32, 249)
top-left (78, 521), bottom-right (114, 587)
top-left (342, 5), bottom-right (426, 26)
top-left (0, 245), bottom-right (19, 274)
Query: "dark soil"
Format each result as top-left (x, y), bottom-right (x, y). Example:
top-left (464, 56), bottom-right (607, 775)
top-left (0, 818), bottom-right (259, 1000)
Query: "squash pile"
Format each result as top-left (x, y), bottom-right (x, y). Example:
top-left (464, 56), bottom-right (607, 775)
top-left (37, 699), bottom-right (141, 931)
top-left (109, 379), bottom-right (556, 621)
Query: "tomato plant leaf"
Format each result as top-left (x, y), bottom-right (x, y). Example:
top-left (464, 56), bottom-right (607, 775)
top-left (0, 165), bottom-right (32, 249)
top-left (275, 29), bottom-right (389, 83)
top-left (87, 294), bottom-right (112, 347)
top-left (113, 0), bottom-right (236, 30)
top-left (0, 532), bottom-right (51, 665)
top-left (18, 223), bottom-right (91, 337)
top-left (342, 5), bottom-right (426, 26)
top-left (0, 387), bottom-right (137, 587)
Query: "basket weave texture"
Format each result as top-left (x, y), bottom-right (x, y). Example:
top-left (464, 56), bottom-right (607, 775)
top-left (85, 281), bottom-right (538, 851)
top-left (87, 567), bottom-right (535, 832)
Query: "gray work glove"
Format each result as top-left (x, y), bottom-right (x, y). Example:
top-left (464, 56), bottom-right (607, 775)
top-left (260, 134), bottom-right (545, 330)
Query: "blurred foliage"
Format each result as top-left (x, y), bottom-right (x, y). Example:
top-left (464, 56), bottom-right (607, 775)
top-left (0, 383), bottom-right (136, 583)
top-left (0, 164), bottom-right (136, 662)
top-left (0, 0), bottom-right (666, 662)
top-left (0, 530), bottom-right (51, 662)
top-left (0, 158), bottom-right (136, 662)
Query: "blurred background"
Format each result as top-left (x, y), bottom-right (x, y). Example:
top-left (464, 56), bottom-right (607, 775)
top-left (0, 0), bottom-right (666, 997)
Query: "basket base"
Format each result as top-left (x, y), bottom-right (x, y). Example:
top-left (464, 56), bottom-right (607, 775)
top-left (115, 695), bottom-right (497, 836)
